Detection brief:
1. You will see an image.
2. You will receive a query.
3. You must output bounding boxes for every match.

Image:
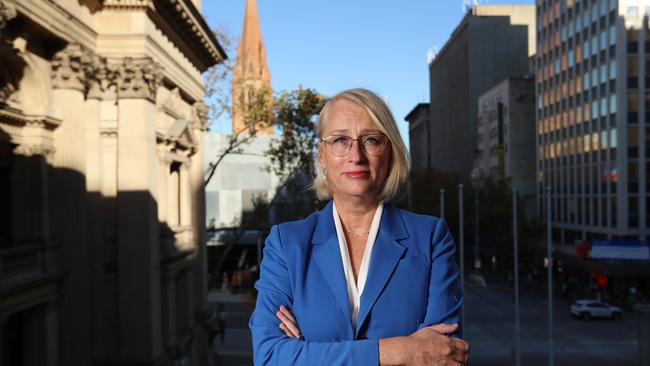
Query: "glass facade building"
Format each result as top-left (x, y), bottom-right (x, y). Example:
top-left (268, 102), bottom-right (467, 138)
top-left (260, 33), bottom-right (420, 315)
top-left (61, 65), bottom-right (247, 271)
top-left (536, 0), bottom-right (650, 244)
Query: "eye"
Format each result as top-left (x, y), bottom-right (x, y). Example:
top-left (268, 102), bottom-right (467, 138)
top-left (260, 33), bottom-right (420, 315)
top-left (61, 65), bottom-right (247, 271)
top-left (363, 135), bottom-right (383, 145)
top-left (331, 136), bottom-right (350, 145)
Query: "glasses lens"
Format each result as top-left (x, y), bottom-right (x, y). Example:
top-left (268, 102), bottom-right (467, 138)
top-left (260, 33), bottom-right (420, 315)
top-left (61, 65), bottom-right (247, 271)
top-left (362, 135), bottom-right (388, 155)
top-left (331, 136), bottom-right (351, 156)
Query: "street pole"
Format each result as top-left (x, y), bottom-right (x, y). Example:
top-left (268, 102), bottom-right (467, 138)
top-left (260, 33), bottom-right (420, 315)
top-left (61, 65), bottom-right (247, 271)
top-left (440, 189), bottom-right (445, 219)
top-left (513, 188), bottom-right (521, 366)
top-left (474, 183), bottom-right (480, 271)
top-left (459, 184), bottom-right (465, 326)
top-left (546, 186), bottom-right (554, 366)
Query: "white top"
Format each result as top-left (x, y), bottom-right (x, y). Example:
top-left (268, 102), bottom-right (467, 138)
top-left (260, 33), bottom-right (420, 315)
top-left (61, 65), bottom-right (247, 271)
top-left (332, 201), bottom-right (384, 329)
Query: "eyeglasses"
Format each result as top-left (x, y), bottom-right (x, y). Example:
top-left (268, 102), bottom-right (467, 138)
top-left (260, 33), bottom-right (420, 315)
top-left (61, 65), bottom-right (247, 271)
top-left (320, 134), bottom-right (389, 157)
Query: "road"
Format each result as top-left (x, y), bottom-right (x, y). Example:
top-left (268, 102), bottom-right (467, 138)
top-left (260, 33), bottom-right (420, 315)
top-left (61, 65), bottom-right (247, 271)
top-left (208, 281), bottom-right (643, 365)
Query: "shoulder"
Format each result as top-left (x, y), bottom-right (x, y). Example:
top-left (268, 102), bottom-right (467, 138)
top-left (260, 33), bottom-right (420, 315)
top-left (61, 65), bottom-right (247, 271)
top-left (390, 205), bottom-right (443, 230)
top-left (270, 210), bottom-right (320, 247)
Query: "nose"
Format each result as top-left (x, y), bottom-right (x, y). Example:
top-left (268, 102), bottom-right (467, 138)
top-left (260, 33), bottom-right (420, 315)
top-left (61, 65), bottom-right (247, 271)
top-left (347, 139), bottom-right (367, 163)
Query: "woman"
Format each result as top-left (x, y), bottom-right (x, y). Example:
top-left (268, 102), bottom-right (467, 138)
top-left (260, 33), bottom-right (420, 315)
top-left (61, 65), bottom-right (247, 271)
top-left (249, 88), bottom-right (469, 365)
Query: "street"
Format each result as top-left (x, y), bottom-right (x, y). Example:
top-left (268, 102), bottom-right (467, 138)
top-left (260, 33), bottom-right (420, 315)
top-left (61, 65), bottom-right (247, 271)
top-left (209, 280), bottom-right (642, 365)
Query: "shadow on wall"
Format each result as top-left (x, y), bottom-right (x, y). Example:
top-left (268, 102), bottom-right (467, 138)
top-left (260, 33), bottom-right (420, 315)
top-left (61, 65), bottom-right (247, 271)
top-left (0, 126), bottom-right (210, 365)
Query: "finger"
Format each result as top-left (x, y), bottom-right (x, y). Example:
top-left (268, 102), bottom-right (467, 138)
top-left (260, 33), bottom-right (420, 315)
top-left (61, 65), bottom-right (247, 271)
top-left (276, 310), bottom-right (301, 337)
top-left (279, 323), bottom-right (294, 338)
top-left (430, 323), bottom-right (459, 335)
top-left (280, 305), bottom-right (298, 324)
top-left (450, 337), bottom-right (469, 352)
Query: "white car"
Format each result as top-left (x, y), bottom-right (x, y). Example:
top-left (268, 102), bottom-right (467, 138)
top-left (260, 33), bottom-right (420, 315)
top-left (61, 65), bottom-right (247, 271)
top-left (570, 299), bottom-right (622, 320)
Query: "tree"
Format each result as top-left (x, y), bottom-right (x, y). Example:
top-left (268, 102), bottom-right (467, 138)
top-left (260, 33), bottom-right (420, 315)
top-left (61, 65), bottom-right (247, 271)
top-left (203, 28), bottom-right (274, 186)
top-left (266, 87), bottom-right (327, 182)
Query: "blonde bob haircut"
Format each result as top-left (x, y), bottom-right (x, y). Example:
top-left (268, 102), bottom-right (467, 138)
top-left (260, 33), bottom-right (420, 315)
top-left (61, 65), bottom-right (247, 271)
top-left (312, 88), bottom-right (410, 202)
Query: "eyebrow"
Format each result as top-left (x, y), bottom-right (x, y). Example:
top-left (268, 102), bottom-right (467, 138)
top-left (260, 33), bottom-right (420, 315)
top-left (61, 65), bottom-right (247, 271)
top-left (327, 128), bottom-right (382, 134)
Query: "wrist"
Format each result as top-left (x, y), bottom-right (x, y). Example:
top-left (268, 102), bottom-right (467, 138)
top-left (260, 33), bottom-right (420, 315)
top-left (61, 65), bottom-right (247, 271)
top-left (378, 336), bottom-right (409, 365)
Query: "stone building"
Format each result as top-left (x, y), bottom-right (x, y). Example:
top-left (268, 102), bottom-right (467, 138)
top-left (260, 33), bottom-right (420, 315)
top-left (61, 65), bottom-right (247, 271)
top-left (0, 0), bottom-right (225, 365)
top-left (474, 77), bottom-right (537, 220)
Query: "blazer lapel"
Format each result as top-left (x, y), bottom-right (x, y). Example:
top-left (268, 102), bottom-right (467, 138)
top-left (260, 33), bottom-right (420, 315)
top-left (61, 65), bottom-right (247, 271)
top-left (355, 204), bottom-right (408, 336)
top-left (311, 201), bottom-right (354, 332)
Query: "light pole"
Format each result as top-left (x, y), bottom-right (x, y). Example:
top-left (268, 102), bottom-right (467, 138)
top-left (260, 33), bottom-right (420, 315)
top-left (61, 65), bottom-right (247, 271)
top-left (513, 188), bottom-right (521, 366)
top-left (458, 184), bottom-right (465, 325)
top-left (546, 186), bottom-right (554, 366)
top-left (440, 189), bottom-right (445, 219)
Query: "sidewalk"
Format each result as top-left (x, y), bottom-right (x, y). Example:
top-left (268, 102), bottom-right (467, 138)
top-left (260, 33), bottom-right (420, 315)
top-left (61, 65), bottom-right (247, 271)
top-left (208, 289), bottom-right (256, 366)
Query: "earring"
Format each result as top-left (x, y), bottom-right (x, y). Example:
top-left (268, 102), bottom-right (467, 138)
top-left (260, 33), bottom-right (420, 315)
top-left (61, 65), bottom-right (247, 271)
top-left (322, 168), bottom-right (327, 180)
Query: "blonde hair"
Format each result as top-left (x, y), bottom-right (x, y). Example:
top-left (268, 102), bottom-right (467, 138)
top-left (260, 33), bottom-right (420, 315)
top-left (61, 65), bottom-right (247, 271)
top-left (313, 88), bottom-right (410, 202)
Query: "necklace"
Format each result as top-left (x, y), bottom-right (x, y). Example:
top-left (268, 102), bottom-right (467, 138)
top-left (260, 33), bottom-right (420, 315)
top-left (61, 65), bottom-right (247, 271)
top-left (345, 230), bottom-right (369, 238)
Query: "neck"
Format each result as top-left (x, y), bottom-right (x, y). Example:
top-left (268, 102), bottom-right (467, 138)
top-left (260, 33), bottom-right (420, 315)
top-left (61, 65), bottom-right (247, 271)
top-left (333, 194), bottom-right (380, 235)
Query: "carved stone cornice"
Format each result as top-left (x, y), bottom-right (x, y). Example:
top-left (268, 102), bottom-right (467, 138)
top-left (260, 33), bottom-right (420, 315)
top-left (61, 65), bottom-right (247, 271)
top-left (102, 0), bottom-right (153, 10)
top-left (14, 144), bottom-right (55, 157)
top-left (115, 57), bottom-right (163, 101)
top-left (192, 101), bottom-right (208, 131)
top-left (51, 43), bottom-right (96, 92)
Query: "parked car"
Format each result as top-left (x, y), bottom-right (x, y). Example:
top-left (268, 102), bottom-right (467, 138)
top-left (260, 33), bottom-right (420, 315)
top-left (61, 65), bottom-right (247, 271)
top-left (570, 299), bottom-right (622, 320)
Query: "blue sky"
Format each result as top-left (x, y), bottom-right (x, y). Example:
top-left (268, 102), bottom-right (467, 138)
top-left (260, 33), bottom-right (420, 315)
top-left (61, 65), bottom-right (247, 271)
top-left (201, 0), bottom-right (534, 144)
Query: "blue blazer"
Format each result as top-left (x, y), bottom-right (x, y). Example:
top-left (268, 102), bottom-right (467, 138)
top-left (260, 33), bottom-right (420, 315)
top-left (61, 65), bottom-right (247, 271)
top-left (249, 201), bottom-right (462, 365)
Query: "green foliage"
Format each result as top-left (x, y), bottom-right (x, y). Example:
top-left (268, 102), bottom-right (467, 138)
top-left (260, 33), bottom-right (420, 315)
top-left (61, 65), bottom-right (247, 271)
top-left (266, 87), bottom-right (328, 182)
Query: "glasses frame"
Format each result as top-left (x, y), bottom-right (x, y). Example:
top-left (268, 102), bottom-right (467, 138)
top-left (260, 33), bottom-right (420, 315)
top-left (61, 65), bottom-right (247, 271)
top-left (320, 133), bottom-right (390, 157)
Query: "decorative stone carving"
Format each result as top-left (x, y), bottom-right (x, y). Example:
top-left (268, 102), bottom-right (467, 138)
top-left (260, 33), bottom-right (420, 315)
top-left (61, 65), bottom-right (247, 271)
top-left (160, 87), bottom-right (184, 119)
top-left (192, 101), bottom-right (208, 131)
top-left (14, 144), bottom-right (55, 157)
top-left (51, 43), bottom-right (96, 92)
top-left (0, 2), bottom-right (21, 104)
top-left (87, 55), bottom-right (114, 99)
top-left (0, 41), bottom-right (24, 104)
top-left (0, 1), bottom-right (17, 37)
top-left (115, 57), bottom-right (163, 101)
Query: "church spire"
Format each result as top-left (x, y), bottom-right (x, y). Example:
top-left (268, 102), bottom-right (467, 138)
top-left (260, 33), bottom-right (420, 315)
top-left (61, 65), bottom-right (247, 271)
top-left (232, 0), bottom-right (272, 135)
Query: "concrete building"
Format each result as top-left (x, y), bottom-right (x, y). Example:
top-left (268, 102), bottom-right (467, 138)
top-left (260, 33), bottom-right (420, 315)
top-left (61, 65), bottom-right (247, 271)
top-left (474, 77), bottom-right (537, 220)
top-left (0, 0), bottom-right (225, 365)
top-left (427, 4), bottom-right (536, 180)
top-left (536, 0), bottom-right (650, 265)
top-left (405, 103), bottom-right (431, 173)
top-left (205, 0), bottom-right (280, 229)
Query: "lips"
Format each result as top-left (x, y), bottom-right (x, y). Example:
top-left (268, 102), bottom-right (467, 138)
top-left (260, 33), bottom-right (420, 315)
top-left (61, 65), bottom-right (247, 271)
top-left (344, 171), bottom-right (370, 178)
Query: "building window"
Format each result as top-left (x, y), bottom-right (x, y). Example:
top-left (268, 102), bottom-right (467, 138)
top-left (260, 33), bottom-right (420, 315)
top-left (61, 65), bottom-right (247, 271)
top-left (600, 97), bottom-right (608, 117)
top-left (610, 59), bottom-right (616, 80)
top-left (584, 72), bottom-right (591, 90)
top-left (592, 100), bottom-right (599, 119)
top-left (600, 64), bottom-right (607, 84)
top-left (591, 36), bottom-right (598, 55)
top-left (609, 26), bottom-right (616, 46)
top-left (610, 94), bottom-right (617, 114)
top-left (591, 68), bottom-right (598, 86)
top-left (583, 40), bottom-right (590, 59)
top-left (592, 3), bottom-right (598, 21)
top-left (569, 50), bottom-right (575, 67)
top-left (600, 130), bottom-right (608, 149)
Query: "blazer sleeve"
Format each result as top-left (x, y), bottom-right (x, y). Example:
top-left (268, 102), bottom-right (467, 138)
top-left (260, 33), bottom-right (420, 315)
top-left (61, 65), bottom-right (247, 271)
top-left (249, 225), bottom-right (379, 366)
top-left (419, 218), bottom-right (464, 337)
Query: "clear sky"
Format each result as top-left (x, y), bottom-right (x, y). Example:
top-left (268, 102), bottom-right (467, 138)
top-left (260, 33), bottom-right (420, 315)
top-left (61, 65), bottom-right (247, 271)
top-left (201, 0), bottom-right (534, 145)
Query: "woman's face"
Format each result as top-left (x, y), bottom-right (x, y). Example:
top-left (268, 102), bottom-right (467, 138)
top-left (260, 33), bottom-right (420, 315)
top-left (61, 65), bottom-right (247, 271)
top-left (318, 99), bottom-right (391, 202)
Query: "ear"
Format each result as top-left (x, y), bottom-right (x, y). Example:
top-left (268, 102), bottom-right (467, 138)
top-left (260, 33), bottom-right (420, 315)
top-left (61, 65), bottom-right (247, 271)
top-left (317, 143), bottom-right (326, 170)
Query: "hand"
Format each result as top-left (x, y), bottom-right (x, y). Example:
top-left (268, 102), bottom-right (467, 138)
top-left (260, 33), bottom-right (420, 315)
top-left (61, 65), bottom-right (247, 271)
top-left (404, 324), bottom-right (469, 366)
top-left (275, 305), bottom-right (302, 339)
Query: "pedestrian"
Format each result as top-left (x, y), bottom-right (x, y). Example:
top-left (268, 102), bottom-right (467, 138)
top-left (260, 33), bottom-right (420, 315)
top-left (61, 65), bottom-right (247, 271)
top-left (249, 88), bottom-right (469, 365)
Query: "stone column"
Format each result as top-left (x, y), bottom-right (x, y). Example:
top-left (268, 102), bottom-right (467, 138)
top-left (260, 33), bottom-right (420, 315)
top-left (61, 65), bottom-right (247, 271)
top-left (168, 164), bottom-right (180, 227)
top-left (190, 102), bottom-right (209, 365)
top-left (114, 56), bottom-right (164, 363)
top-left (180, 161), bottom-right (192, 227)
top-left (50, 43), bottom-right (94, 366)
top-left (85, 57), bottom-right (112, 363)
